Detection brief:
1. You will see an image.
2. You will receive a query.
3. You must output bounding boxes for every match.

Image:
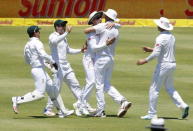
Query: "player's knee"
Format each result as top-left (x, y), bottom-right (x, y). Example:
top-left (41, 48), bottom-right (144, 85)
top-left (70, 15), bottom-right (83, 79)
top-left (165, 86), bottom-right (174, 94)
top-left (46, 79), bottom-right (53, 87)
top-left (67, 79), bottom-right (80, 87)
top-left (32, 90), bottom-right (45, 99)
top-left (46, 86), bottom-right (60, 99)
top-left (89, 80), bottom-right (96, 87)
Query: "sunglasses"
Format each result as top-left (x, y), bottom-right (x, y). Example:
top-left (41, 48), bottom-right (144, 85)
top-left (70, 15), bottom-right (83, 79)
top-left (94, 16), bottom-right (102, 20)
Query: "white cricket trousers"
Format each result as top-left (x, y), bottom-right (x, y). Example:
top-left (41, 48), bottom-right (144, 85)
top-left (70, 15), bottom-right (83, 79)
top-left (80, 56), bottom-right (95, 104)
top-left (45, 62), bottom-right (82, 110)
top-left (56, 62), bottom-right (82, 99)
top-left (95, 56), bottom-right (126, 112)
top-left (32, 67), bottom-right (52, 93)
top-left (148, 62), bottom-right (188, 115)
top-left (16, 67), bottom-right (52, 104)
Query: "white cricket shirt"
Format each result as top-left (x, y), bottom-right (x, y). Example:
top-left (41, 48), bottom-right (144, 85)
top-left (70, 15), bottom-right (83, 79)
top-left (145, 31), bottom-right (176, 63)
top-left (49, 32), bottom-right (81, 64)
top-left (24, 37), bottom-right (54, 68)
top-left (93, 21), bottom-right (119, 59)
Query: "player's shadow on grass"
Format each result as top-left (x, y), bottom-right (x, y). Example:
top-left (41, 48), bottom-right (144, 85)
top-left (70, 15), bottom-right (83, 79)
top-left (80, 114), bottom-right (128, 118)
top-left (13, 116), bottom-right (57, 119)
top-left (158, 116), bottom-right (185, 120)
top-left (29, 116), bottom-right (55, 119)
top-left (106, 114), bottom-right (129, 118)
top-left (106, 115), bottom-right (119, 117)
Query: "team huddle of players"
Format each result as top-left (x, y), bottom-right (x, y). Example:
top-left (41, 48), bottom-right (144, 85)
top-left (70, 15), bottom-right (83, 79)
top-left (11, 9), bottom-right (189, 120)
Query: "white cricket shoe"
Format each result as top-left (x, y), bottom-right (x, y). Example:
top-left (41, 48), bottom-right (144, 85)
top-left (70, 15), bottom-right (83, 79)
top-left (43, 109), bottom-right (56, 117)
top-left (141, 114), bottom-right (157, 120)
top-left (12, 97), bottom-right (18, 114)
top-left (94, 110), bottom-right (106, 118)
top-left (117, 101), bottom-right (132, 117)
top-left (56, 110), bottom-right (62, 116)
top-left (182, 106), bottom-right (189, 119)
top-left (73, 102), bottom-right (82, 116)
top-left (59, 109), bottom-right (74, 118)
top-left (86, 102), bottom-right (96, 113)
top-left (80, 107), bottom-right (90, 115)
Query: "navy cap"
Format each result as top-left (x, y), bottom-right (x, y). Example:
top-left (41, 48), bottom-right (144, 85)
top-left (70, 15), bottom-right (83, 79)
top-left (27, 26), bottom-right (41, 36)
top-left (54, 20), bottom-right (68, 27)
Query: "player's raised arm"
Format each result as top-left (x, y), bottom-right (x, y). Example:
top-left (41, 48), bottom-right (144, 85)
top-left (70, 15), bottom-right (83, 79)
top-left (84, 27), bottom-right (95, 34)
top-left (84, 23), bottom-right (105, 34)
top-left (49, 20), bottom-right (72, 45)
top-left (49, 32), bottom-right (68, 45)
top-left (106, 23), bottom-right (121, 29)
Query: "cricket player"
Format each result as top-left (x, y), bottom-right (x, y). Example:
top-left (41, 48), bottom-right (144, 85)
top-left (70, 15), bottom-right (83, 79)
top-left (84, 9), bottom-right (132, 117)
top-left (11, 26), bottom-right (74, 118)
top-left (137, 17), bottom-right (189, 120)
top-left (79, 11), bottom-right (118, 115)
top-left (43, 20), bottom-right (92, 116)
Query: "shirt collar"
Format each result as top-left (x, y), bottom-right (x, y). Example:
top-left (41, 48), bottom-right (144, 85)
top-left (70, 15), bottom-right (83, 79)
top-left (160, 31), bottom-right (171, 34)
top-left (54, 31), bottom-right (66, 35)
top-left (29, 37), bottom-right (39, 41)
top-left (54, 32), bottom-right (60, 35)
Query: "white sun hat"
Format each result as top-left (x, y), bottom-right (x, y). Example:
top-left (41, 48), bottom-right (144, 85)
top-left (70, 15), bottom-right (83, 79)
top-left (88, 11), bottom-right (103, 25)
top-left (103, 9), bottom-right (120, 22)
top-left (154, 17), bottom-right (173, 31)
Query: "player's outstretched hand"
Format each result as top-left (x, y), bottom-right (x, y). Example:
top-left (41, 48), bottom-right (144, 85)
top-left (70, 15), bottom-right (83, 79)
top-left (66, 26), bottom-right (72, 33)
top-left (106, 23), bottom-right (115, 29)
top-left (136, 59), bottom-right (147, 65)
top-left (142, 46), bottom-right (153, 52)
top-left (81, 42), bottom-right (87, 53)
top-left (106, 37), bottom-right (116, 46)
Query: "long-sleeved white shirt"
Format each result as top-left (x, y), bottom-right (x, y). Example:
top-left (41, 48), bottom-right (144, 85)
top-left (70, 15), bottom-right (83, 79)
top-left (24, 37), bottom-right (54, 68)
top-left (145, 31), bottom-right (176, 63)
top-left (85, 23), bottom-right (121, 59)
top-left (84, 32), bottom-right (106, 59)
top-left (49, 32), bottom-right (81, 64)
top-left (92, 21), bottom-right (119, 59)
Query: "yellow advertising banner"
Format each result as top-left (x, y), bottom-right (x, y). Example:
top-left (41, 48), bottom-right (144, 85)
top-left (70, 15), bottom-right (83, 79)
top-left (1, 0), bottom-right (193, 18)
top-left (1, 18), bottom-right (193, 27)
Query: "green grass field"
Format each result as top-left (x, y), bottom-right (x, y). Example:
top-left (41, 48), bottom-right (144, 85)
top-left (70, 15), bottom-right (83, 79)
top-left (0, 26), bottom-right (193, 131)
